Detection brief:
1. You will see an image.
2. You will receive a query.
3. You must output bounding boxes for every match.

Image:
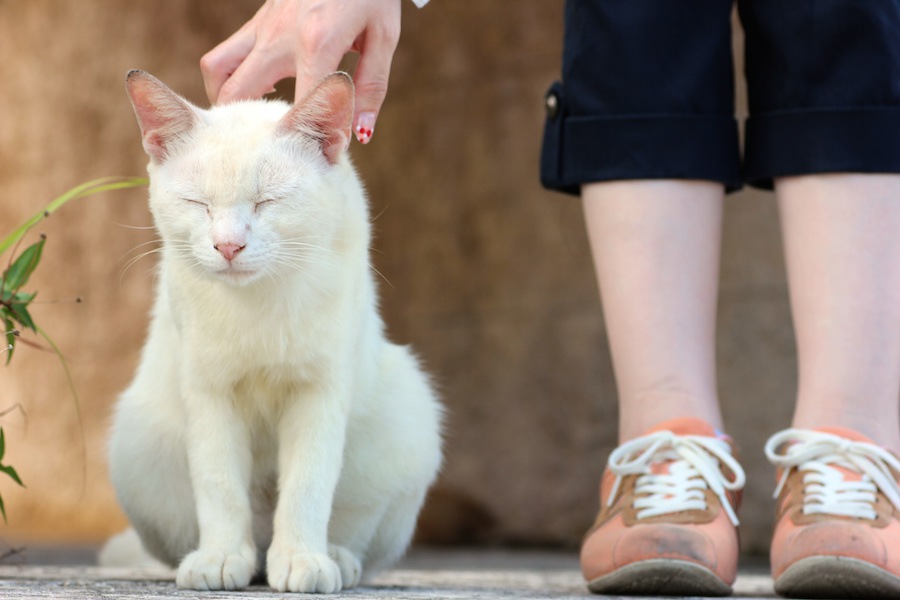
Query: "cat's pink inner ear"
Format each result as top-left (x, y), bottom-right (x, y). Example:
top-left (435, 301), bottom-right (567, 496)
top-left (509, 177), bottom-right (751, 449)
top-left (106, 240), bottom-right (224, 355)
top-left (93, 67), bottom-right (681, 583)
top-left (280, 73), bottom-right (355, 165)
top-left (126, 70), bottom-right (197, 162)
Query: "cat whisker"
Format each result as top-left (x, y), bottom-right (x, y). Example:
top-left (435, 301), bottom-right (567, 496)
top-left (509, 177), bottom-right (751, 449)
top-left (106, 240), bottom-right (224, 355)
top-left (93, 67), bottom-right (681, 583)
top-left (270, 247), bottom-right (333, 263)
top-left (114, 222), bottom-right (157, 230)
top-left (274, 240), bottom-right (386, 282)
top-left (369, 203), bottom-right (390, 224)
top-left (279, 234), bottom-right (351, 246)
top-left (120, 238), bottom-right (163, 254)
top-left (277, 242), bottom-right (332, 252)
top-left (120, 248), bottom-right (165, 283)
top-left (270, 268), bottom-right (289, 288)
top-left (271, 255), bottom-right (339, 274)
top-left (140, 263), bottom-right (162, 281)
top-left (369, 263), bottom-right (393, 288)
top-left (268, 259), bottom-right (313, 276)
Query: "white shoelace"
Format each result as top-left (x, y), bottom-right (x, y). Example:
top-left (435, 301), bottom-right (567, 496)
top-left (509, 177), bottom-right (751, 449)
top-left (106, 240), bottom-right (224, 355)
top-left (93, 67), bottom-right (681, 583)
top-left (765, 429), bottom-right (900, 520)
top-left (607, 430), bottom-right (746, 526)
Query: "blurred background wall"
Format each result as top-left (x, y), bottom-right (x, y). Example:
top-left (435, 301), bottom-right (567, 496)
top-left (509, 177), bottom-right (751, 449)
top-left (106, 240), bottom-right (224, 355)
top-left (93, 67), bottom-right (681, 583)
top-left (0, 1), bottom-right (794, 556)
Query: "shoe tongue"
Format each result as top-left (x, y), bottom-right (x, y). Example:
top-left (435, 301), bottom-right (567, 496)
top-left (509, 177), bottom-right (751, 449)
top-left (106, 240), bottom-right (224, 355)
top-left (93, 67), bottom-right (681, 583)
top-left (643, 418), bottom-right (720, 476)
top-left (809, 428), bottom-right (877, 483)
top-left (646, 417), bottom-right (718, 438)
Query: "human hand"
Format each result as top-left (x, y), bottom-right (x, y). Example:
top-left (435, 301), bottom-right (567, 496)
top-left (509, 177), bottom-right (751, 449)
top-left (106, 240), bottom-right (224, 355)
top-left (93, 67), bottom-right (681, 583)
top-left (200, 0), bottom-right (403, 144)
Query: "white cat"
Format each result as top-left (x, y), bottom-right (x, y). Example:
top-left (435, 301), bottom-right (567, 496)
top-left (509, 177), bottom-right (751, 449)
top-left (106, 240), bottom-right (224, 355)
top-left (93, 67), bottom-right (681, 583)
top-left (105, 70), bottom-right (443, 593)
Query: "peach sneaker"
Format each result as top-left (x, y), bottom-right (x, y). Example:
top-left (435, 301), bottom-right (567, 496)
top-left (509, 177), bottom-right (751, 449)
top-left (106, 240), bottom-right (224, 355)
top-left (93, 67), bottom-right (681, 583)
top-left (766, 428), bottom-right (900, 598)
top-left (581, 417), bottom-right (745, 596)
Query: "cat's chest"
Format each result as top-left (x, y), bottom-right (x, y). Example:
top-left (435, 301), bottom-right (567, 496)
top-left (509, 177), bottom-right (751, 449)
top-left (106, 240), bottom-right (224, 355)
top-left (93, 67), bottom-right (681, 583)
top-left (168, 274), bottom-right (349, 371)
top-left (233, 366), bottom-right (312, 409)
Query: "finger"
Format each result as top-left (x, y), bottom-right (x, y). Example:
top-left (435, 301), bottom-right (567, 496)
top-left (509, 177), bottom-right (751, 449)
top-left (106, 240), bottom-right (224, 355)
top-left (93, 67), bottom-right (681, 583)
top-left (350, 29), bottom-right (399, 144)
top-left (200, 26), bottom-right (258, 104)
top-left (217, 46), bottom-right (295, 104)
top-left (293, 39), bottom-right (346, 105)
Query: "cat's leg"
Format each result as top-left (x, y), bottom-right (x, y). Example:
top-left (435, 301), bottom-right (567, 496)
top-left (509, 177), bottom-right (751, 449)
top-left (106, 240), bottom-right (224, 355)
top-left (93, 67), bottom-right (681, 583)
top-left (174, 381), bottom-right (258, 591)
top-left (266, 388), bottom-right (349, 593)
top-left (330, 344), bottom-right (442, 580)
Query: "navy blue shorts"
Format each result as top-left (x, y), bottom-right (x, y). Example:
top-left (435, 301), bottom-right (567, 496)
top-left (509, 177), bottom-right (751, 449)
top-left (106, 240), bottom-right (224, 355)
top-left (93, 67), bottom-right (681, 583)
top-left (541, 0), bottom-right (900, 193)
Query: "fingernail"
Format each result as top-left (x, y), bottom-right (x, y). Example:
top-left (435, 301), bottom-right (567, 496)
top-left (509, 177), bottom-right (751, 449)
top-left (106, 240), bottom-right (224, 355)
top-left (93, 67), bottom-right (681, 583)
top-left (355, 112), bottom-right (376, 144)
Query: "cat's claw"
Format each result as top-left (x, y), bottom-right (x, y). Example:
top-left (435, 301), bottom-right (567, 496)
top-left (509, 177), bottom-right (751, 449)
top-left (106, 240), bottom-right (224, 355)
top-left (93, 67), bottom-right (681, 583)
top-left (329, 544), bottom-right (363, 588)
top-left (267, 550), bottom-right (342, 593)
top-left (176, 549), bottom-right (256, 590)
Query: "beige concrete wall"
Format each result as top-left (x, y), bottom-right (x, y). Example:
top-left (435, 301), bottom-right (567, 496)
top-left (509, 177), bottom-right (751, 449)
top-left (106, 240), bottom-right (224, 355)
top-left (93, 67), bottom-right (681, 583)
top-left (0, 2), bottom-right (793, 555)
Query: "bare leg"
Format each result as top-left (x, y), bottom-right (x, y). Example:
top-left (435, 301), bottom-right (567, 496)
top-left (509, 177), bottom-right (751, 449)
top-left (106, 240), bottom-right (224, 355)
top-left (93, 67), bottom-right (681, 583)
top-left (776, 174), bottom-right (900, 454)
top-left (582, 180), bottom-right (725, 441)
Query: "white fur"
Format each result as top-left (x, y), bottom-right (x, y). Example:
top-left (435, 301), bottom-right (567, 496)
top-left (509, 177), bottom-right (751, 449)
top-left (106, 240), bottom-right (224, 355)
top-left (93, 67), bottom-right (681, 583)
top-left (105, 74), bottom-right (443, 593)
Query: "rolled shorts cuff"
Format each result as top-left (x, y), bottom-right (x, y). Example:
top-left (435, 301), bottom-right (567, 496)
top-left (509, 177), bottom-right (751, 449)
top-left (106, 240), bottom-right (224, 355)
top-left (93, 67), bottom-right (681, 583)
top-left (744, 107), bottom-right (900, 189)
top-left (541, 84), bottom-right (742, 195)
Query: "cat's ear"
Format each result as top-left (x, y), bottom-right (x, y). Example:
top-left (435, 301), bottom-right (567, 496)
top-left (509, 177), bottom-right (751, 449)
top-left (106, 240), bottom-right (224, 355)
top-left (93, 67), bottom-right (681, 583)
top-left (277, 72), bottom-right (354, 165)
top-left (125, 70), bottom-right (199, 162)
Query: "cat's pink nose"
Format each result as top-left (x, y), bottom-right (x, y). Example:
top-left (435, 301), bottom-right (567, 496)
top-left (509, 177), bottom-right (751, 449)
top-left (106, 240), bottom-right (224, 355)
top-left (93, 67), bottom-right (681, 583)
top-left (214, 243), bottom-right (245, 262)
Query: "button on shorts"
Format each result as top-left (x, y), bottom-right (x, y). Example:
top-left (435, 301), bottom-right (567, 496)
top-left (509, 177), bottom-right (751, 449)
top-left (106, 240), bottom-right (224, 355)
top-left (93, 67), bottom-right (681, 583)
top-left (540, 0), bottom-right (900, 194)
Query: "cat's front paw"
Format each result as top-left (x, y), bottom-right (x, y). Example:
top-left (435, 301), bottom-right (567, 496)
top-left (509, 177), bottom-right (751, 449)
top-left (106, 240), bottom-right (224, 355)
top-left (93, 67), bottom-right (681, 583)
top-left (176, 549), bottom-right (256, 590)
top-left (267, 550), bottom-right (342, 593)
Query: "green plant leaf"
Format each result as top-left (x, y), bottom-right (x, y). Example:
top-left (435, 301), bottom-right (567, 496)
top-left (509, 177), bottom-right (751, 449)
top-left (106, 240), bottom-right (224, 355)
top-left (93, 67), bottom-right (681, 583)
top-left (2, 238), bottom-right (44, 293)
top-left (0, 176), bottom-right (147, 257)
top-left (0, 430), bottom-right (26, 526)
top-left (0, 176), bottom-right (145, 524)
top-left (8, 303), bottom-right (35, 332)
top-left (0, 465), bottom-right (23, 488)
top-left (2, 290), bottom-right (38, 306)
top-left (12, 291), bottom-right (35, 304)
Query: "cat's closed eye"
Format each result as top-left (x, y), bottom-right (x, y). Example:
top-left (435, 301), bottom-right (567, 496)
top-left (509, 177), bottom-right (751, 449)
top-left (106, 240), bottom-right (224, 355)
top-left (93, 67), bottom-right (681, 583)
top-left (180, 197), bottom-right (210, 214)
top-left (254, 196), bottom-right (280, 212)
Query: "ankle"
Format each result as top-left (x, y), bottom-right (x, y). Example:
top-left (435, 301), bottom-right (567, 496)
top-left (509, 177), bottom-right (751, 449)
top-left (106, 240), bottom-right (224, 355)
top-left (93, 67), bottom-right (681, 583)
top-left (618, 390), bottom-right (722, 442)
top-left (791, 412), bottom-right (900, 455)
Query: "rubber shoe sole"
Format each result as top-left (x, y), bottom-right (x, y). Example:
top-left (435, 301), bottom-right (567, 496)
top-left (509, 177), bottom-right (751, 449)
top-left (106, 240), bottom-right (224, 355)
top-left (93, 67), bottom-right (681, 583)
top-left (586, 558), bottom-right (732, 597)
top-left (775, 555), bottom-right (900, 599)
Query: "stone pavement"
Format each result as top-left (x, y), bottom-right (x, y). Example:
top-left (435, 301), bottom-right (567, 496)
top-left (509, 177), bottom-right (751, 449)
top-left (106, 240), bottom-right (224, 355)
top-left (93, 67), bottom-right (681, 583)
top-left (0, 548), bottom-right (777, 599)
